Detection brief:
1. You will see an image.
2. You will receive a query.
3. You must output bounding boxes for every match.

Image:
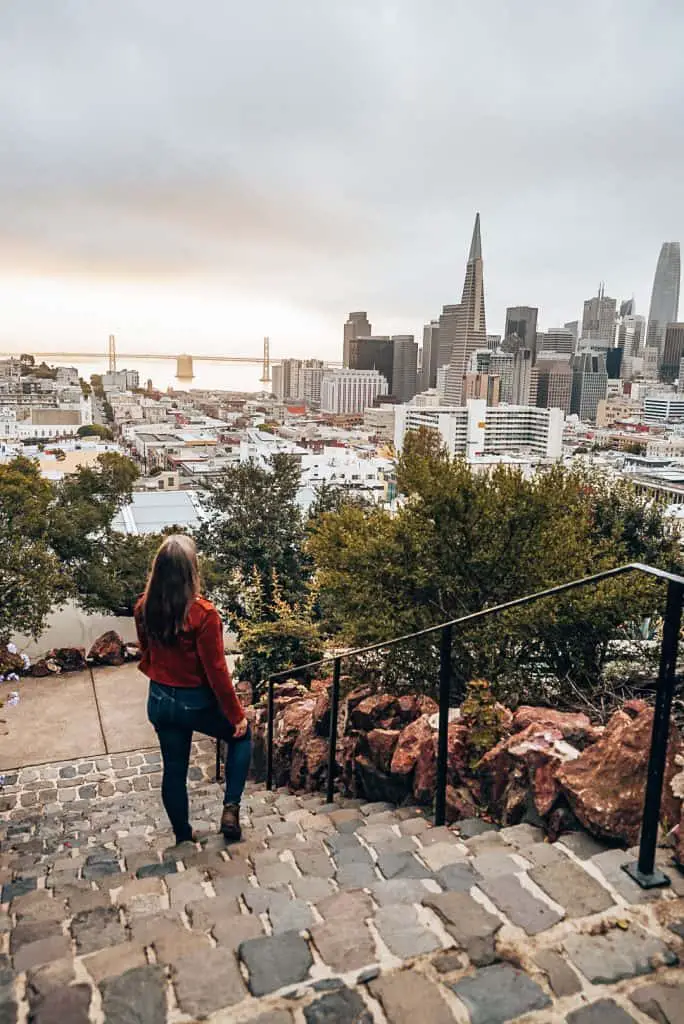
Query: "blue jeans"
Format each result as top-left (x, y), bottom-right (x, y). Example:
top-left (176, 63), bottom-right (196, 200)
top-left (147, 681), bottom-right (252, 842)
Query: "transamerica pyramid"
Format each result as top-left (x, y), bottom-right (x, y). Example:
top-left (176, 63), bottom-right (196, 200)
top-left (445, 213), bottom-right (488, 404)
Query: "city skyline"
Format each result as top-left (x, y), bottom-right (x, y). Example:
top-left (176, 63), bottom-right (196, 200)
top-left (1, 2), bottom-right (683, 358)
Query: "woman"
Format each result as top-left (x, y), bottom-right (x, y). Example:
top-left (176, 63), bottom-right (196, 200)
top-left (134, 534), bottom-right (250, 844)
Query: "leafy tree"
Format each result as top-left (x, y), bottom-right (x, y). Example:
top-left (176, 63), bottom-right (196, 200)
top-left (308, 429), bottom-right (681, 706)
top-left (306, 481), bottom-right (371, 522)
top-left (78, 533), bottom-right (161, 615)
top-left (0, 457), bottom-right (66, 645)
top-left (198, 454), bottom-right (309, 625)
top-left (49, 453), bottom-right (139, 606)
top-left (77, 424), bottom-right (113, 440)
top-left (234, 570), bottom-right (324, 691)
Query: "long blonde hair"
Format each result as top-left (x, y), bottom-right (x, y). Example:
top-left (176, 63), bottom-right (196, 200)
top-left (141, 534), bottom-right (200, 646)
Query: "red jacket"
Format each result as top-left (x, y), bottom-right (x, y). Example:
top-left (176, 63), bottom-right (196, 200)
top-left (134, 596), bottom-right (244, 726)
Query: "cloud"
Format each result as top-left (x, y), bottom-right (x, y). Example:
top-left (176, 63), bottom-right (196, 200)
top-left (0, 0), bottom-right (683, 353)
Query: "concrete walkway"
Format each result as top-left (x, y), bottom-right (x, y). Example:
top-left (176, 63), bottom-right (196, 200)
top-left (0, 664), bottom-right (155, 771)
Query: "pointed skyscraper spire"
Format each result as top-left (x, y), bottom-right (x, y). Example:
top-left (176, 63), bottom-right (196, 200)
top-left (468, 212), bottom-right (482, 262)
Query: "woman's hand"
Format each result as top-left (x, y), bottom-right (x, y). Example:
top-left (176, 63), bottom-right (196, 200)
top-left (233, 716), bottom-right (249, 739)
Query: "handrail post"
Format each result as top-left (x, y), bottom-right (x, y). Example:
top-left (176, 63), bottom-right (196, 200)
top-left (326, 658), bottom-right (342, 804)
top-left (435, 625), bottom-right (452, 827)
top-left (214, 738), bottom-right (221, 784)
top-left (266, 678), bottom-right (275, 791)
top-left (623, 578), bottom-right (683, 889)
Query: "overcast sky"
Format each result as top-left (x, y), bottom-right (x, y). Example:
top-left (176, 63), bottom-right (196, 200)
top-left (1, 1), bottom-right (683, 360)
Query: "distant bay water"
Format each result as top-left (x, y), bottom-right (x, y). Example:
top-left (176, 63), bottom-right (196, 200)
top-left (13, 353), bottom-right (266, 393)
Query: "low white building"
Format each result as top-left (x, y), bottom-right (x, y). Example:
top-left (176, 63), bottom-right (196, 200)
top-left (320, 370), bottom-right (388, 415)
top-left (394, 399), bottom-right (564, 463)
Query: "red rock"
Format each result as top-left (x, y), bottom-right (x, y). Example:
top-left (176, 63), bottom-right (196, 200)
top-left (312, 689), bottom-right (331, 737)
top-left (31, 658), bottom-right (57, 678)
top-left (413, 733), bottom-right (437, 805)
top-left (512, 706), bottom-right (602, 749)
top-left (344, 686), bottom-right (373, 724)
top-left (398, 694), bottom-right (439, 721)
top-left (391, 715), bottom-right (434, 776)
top-left (310, 678), bottom-right (331, 694)
top-left (235, 680), bottom-right (253, 706)
top-left (556, 701), bottom-right (683, 845)
top-left (271, 697), bottom-right (316, 787)
top-left (124, 642), bottom-right (141, 662)
top-left (350, 694), bottom-right (402, 731)
top-left (355, 756), bottom-right (411, 805)
top-left (479, 724), bottom-right (580, 823)
top-left (363, 729), bottom-right (401, 773)
top-left (446, 784), bottom-right (480, 823)
top-left (47, 647), bottom-right (87, 673)
top-left (87, 631), bottom-right (126, 666)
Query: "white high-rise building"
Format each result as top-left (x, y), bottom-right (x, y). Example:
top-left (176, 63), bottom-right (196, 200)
top-left (320, 369), bottom-right (388, 415)
top-left (394, 399), bottom-right (563, 462)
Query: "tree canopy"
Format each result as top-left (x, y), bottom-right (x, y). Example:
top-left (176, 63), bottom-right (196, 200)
top-left (307, 429), bottom-right (681, 705)
top-left (198, 454), bottom-right (309, 624)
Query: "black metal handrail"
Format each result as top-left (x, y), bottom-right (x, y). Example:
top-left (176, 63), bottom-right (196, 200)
top-left (220, 562), bottom-right (684, 890)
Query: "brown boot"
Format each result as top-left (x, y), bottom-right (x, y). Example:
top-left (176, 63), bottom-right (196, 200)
top-left (220, 803), bottom-right (241, 842)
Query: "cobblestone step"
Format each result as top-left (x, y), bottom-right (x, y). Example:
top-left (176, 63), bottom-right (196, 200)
top-left (0, 752), bottom-right (683, 1022)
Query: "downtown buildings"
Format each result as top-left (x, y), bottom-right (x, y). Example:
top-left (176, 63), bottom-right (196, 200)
top-left (646, 242), bottom-right (681, 365)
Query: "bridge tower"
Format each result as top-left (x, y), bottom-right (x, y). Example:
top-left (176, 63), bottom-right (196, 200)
top-left (108, 334), bottom-right (117, 373)
top-left (259, 336), bottom-right (271, 384)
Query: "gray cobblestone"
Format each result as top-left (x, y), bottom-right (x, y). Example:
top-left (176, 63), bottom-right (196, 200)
top-left (477, 873), bottom-right (564, 934)
top-left (374, 904), bottom-right (441, 958)
top-left (239, 932), bottom-right (313, 996)
top-left (449, 963), bottom-right (551, 1022)
top-left (529, 860), bottom-right (614, 917)
top-left (564, 925), bottom-right (678, 984)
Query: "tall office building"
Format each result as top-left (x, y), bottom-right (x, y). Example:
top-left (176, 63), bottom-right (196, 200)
top-left (581, 285), bottom-right (617, 346)
top-left (646, 242), bottom-right (681, 361)
top-left (571, 352), bottom-right (608, 422)
top-left (391, 335), bottom-right (418, 402)
top-left (421, 320), bottom-right (440, 389)
top-left (536, 358), bottom-right (573, 414)
top-left (437, 304), bottom-right (462, 370)
top-left (489, 351), bottom-right (514, 403)
top-left (343, 312), bottom-right (372, 367)
top-left (320, 369), bottom-right (388, 414)
top-left (564, 321), bottom-right (579, 342)
top-left (445, 213), bottom-right (488, 404)
top-left (511, 348), bottom-right (537, 405)
top-left (661, 324), bottom-right (684, 384)
top-left (348, 336), bottom-right (393, 392)
top-left (487, 334), bottom-right (501, 350)
top-left (504, 307), bottom-right (539, 362)
top-left (537, 328), bottom-right (576, 356)
top-left (617, 314), bottom-right (645, 359)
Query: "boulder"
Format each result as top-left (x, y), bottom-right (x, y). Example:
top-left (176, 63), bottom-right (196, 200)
top-left (310, 678), bottom-right (331, 694)
top-left (362, 728), bottom-right (401, 773)
top-left (350, 692), bottom-right (437, 732)
top-left (355, 756), bottom-right (411, 805)
top-left (47, 647), bottom-right (87, 673)
top-left (413, 732), bottom-right (437, 805)
top-left (30, 658), bottom-right (58, 678)
top-left (479, 724), bottom-right (580, 823)
top-left (556, 699), bottom-right (683, 846)
top-left (350, 694), bottom-right (403, 732)
top-left (512, 706), bottom-right (603, 749)
top-left (446, 784), bottom-right (480, 823)
top-left (290, 729), bottom-right (329, 792)
top-left (235, 680), bottom-right (253, 706)
top-left (312, 689), bottom-right (331, 737)
top-left (124, 642), bottom-right (141, 662)
top-left (88, 631), bottom-right (126, 666)
top-left (271, 697), bottom-right (317, 788)
top-left (391, 715), bottom-right (434, 776)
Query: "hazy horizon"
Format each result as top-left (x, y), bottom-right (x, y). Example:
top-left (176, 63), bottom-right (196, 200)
top-left (1, 1), bottom-right (683, 361)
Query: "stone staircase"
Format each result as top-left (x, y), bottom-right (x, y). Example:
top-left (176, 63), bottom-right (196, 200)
top-left (1, 748), bottom-right (684, 1023)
